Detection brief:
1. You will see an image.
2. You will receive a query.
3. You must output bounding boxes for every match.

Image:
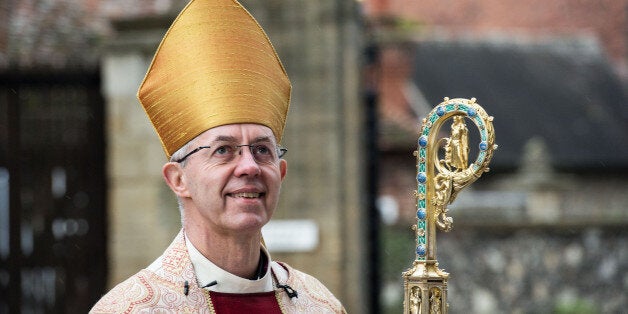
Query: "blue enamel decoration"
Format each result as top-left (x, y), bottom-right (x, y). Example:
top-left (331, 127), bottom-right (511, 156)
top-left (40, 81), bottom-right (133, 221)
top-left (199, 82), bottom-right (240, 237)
top-left (418, 136), bottom-right (428, 147)
top-left (436, 106), bottom-right (446, 116)
top-left (467, 108), bottom-right (476, 117)
top-left (479, 141), bottom-right (488, 151)
top-left (416, 245), bottom-right (426, 256)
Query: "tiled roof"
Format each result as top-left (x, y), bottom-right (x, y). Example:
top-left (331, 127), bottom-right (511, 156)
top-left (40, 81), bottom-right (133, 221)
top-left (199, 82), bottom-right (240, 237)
top-left (0, 0), bottom-right (182, 70)
top-left (408, 38), bottom-right (628, 171)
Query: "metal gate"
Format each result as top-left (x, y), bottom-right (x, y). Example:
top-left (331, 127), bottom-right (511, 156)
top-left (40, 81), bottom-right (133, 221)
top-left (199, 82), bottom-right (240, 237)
top-left (0, 70), bottom-right (107, 313)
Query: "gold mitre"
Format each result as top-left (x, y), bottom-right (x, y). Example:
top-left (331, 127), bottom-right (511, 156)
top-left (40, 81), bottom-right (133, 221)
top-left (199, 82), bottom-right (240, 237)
top-left (138, 0), bottom-right (291, 158)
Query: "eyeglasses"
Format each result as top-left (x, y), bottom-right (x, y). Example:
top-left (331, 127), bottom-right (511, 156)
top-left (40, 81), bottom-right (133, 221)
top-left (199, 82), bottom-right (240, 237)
top-left (174, 142), bottom-right (287, 164)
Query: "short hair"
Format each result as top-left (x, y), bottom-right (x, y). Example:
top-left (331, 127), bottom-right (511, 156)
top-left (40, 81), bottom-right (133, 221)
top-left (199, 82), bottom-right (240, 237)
top-left (169, 140), bottom-right (194, 167)
top-left (168, 139), bottom-right (195, 223)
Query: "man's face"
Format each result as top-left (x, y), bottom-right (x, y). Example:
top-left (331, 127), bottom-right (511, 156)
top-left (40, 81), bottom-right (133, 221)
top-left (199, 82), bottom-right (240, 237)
top-left (171, 124), bottom-right (287, 236)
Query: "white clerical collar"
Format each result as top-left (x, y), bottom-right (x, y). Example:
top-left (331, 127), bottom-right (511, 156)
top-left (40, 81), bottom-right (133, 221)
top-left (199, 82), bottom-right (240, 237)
top-left (185, 233), bottom-right (274, 293)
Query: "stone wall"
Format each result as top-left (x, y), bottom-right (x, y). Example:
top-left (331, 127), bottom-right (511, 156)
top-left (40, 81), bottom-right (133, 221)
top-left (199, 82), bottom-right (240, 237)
top-left (239, 2), bottom-right (367, 311)
top-left (102, 14), bottom-right (181, 288)
top-left (379, 145), bottom-right (628, 312)
top-left (439, 226), bottom-right (628, 313)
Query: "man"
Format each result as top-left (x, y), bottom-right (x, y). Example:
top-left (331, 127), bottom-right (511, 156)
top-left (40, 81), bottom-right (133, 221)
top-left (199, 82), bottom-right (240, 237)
top-left (90, 0), bottom-right (345, 312)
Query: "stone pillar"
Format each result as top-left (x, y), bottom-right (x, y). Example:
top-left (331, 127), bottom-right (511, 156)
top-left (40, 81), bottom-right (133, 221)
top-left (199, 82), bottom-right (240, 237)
top-left (102, 15), bottom-right (181, 287)
top-left (240, 1), bottom-right (367, 312)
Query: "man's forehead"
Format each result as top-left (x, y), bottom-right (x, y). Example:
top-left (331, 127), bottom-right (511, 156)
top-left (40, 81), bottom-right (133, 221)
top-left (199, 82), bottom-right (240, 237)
top-left (198, 124), bottom-right (276, 142)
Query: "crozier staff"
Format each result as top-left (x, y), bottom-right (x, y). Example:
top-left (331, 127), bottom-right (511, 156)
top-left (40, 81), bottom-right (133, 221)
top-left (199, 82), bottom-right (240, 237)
top-left (90, 0), bottom-right (345, 312)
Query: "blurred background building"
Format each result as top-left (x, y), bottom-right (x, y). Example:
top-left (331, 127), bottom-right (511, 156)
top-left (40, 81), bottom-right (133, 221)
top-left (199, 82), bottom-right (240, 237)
top-left (364, 0), bottom-right (628, 313)
top-left (1, 0), bottom-right (627, 313)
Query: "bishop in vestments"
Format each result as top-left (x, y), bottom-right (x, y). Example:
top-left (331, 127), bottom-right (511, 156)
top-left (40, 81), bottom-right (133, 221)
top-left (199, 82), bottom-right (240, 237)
top-left (90, 0), bottom-right (345, 312)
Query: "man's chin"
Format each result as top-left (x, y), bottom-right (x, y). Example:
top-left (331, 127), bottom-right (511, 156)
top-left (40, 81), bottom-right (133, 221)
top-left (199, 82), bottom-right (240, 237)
top-left (227, 214), bottom-right (269, 232)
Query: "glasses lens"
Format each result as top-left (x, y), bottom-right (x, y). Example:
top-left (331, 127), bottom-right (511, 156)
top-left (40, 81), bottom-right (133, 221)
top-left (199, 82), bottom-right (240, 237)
top-left (210, 144), bottom-right (237, 163)
top-left (250, 144), bottom-right (276, 164)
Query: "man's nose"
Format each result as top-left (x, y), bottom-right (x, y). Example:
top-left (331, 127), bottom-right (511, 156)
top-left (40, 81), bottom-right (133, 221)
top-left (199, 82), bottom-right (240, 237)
top-left (234, 146), bottom-right (261, 176)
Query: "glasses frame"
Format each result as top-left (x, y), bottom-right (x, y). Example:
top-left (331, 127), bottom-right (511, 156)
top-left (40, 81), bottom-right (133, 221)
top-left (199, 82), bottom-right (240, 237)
top-left (174, 144), bottom-right (287, 164)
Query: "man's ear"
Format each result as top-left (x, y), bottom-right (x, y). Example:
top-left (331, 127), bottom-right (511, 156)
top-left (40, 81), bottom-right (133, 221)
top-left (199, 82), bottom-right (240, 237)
top-left (279, 159), bottom-right (287, 181)
top-left (162, 162), bottom-right (191, 198)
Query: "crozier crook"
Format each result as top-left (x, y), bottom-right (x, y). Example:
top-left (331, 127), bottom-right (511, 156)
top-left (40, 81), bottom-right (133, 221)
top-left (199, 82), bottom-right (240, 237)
top-left (403, 97), bottom-right (497, 314)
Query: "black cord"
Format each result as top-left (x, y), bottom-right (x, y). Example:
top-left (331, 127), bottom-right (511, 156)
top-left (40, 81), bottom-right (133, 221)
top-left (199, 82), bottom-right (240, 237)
top-left (202, 280), bottom-right (218, 289)
top-left (277, 283), bottom-right (298, 299)
top-left (184, 279), bottom-right (218, 296)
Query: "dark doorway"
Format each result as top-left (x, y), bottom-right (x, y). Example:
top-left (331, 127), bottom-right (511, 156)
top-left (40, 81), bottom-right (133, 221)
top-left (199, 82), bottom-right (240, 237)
top-left (0, 70), bottom-right (107, 313)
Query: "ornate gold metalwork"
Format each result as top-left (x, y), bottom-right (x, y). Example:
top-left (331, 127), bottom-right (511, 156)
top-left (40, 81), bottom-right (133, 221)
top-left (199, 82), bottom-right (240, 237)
top-left (403, 97), bottom-right (497, 313)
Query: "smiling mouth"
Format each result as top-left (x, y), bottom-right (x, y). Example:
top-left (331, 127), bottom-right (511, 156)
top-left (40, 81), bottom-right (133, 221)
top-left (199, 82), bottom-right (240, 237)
top-left (229, 192), bottom-right (264, 199)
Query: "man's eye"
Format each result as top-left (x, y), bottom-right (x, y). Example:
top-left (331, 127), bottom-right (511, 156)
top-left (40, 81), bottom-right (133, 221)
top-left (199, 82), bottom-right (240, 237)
top-left (254, 145), bottom-right (272, 155)
top-left (215, 146), bottom-right (233, 155)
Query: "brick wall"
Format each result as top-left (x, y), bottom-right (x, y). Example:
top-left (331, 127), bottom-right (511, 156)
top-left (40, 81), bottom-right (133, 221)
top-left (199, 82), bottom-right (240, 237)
top-left (364, 0), bottom-right (628, 78)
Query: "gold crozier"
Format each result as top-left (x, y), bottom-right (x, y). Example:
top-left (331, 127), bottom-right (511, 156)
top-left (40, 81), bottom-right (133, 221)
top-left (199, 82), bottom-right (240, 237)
top-left (402, 97), bottom-right (497, 314)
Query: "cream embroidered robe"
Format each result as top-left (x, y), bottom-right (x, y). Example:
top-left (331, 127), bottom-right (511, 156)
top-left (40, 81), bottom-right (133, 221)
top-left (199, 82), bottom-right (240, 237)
top-left (90, 230), bottom-right (345, 313)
